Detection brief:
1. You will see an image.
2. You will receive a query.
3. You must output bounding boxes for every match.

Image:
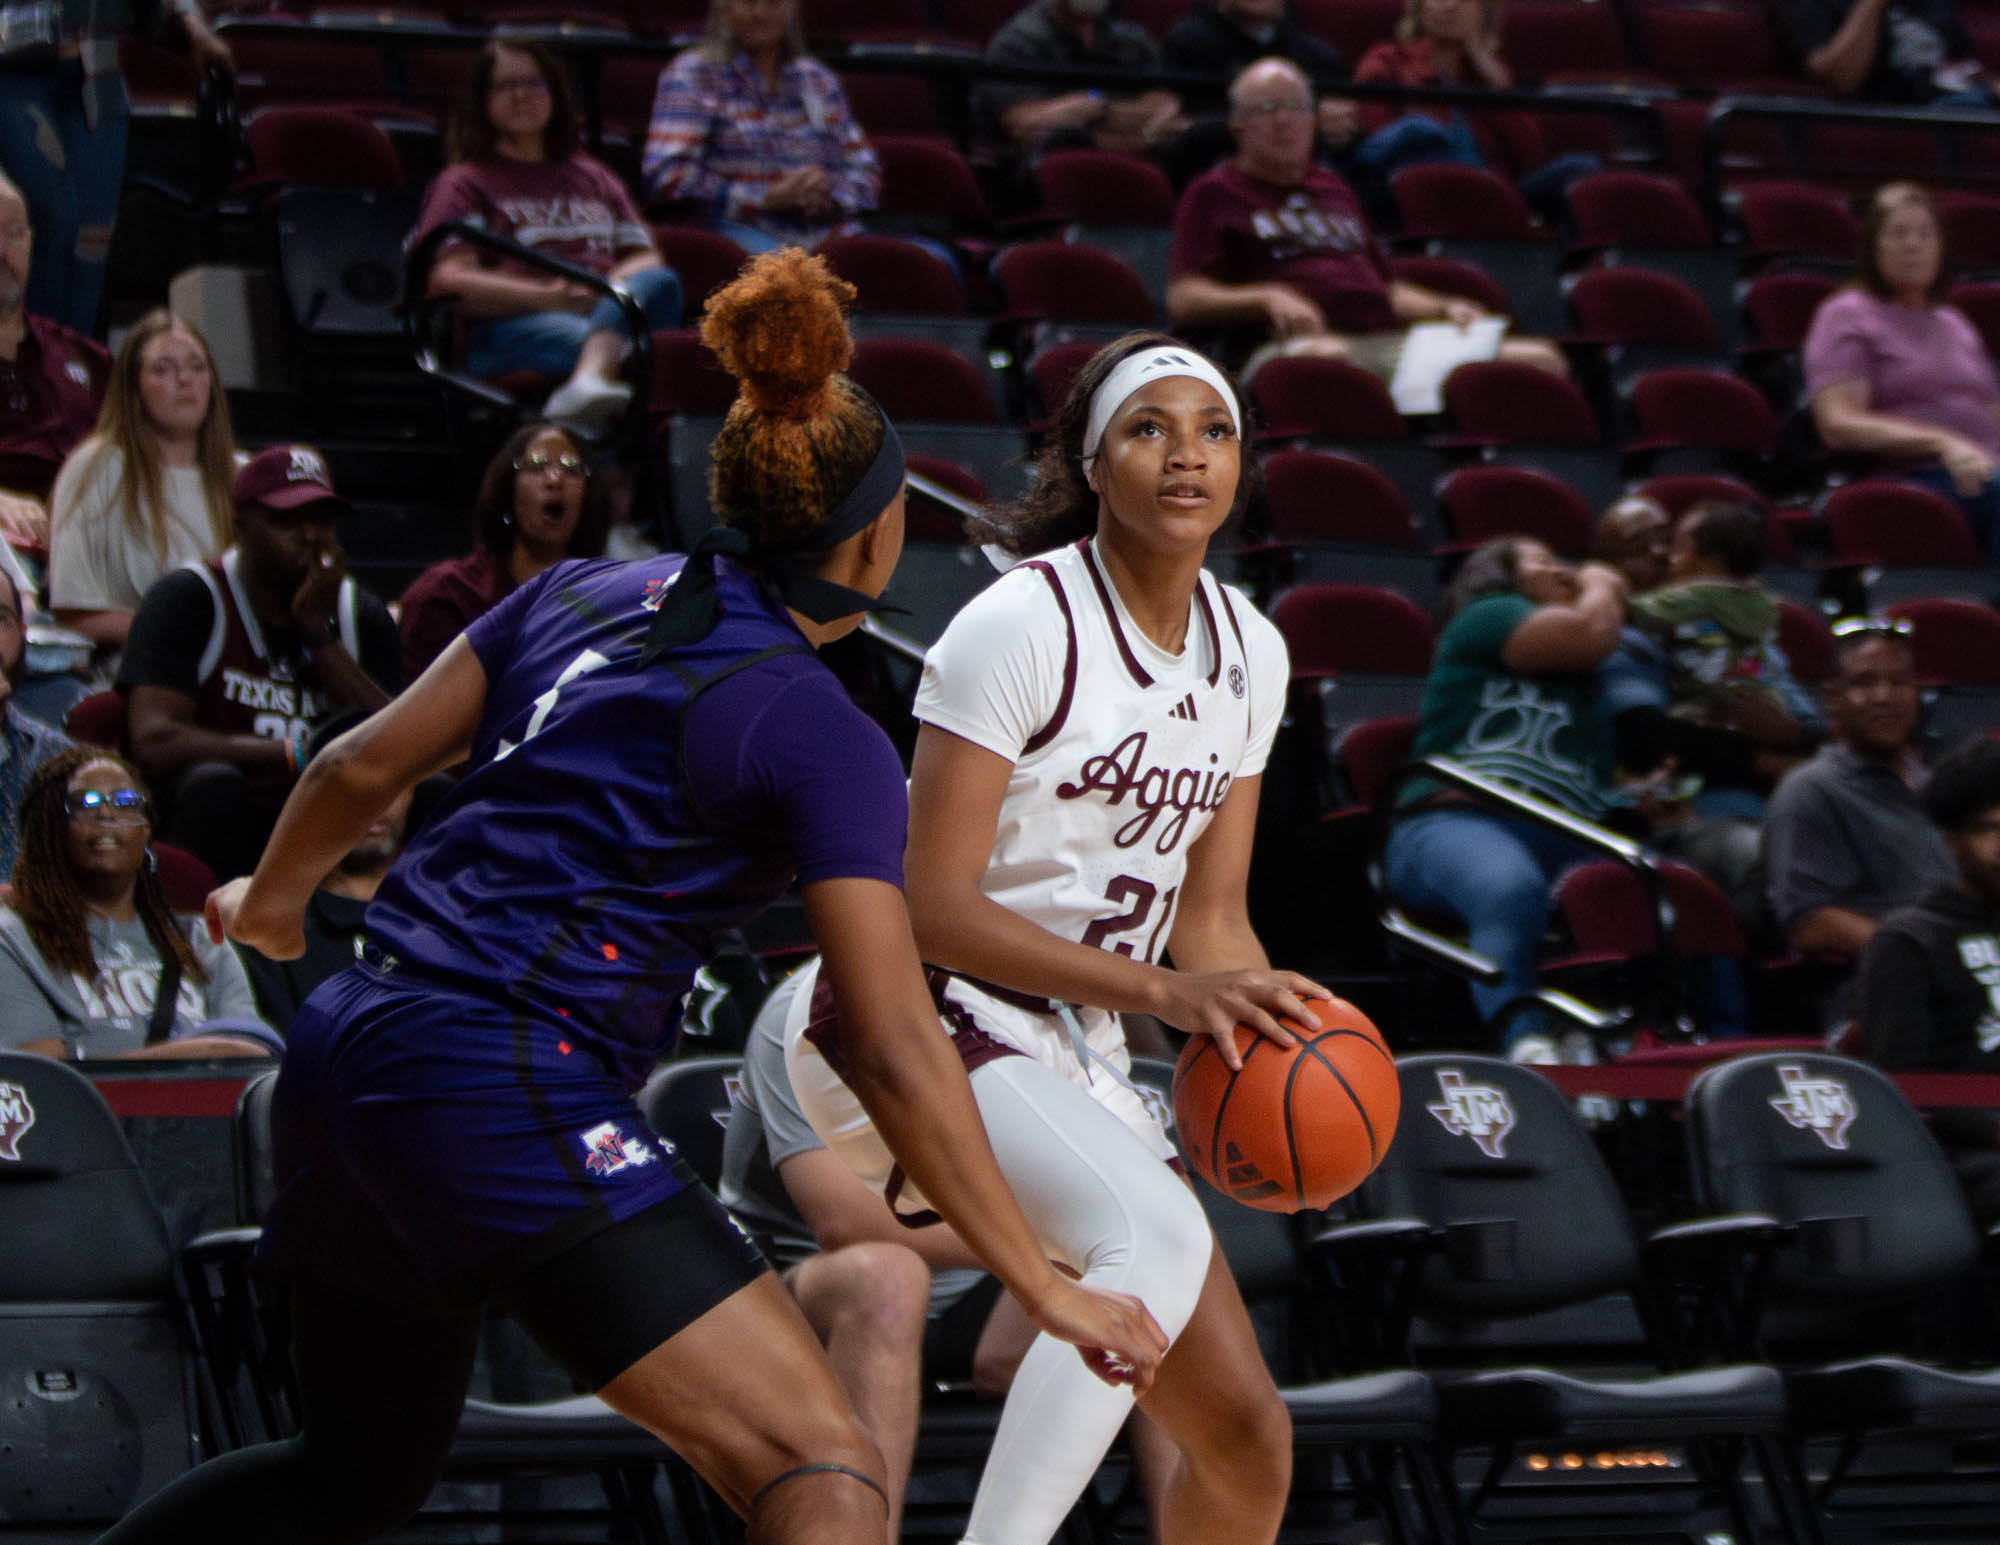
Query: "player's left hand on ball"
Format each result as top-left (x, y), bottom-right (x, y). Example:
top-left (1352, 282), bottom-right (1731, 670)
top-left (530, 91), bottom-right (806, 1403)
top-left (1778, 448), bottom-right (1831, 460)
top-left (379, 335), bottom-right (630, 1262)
top-left (1168, 970), bottom-right (1333, 1070)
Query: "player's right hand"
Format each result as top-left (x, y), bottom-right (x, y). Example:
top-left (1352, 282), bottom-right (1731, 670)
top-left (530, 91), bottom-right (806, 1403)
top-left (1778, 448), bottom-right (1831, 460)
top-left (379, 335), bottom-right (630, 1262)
top-left (207, 877), bottom-right (307, 960)
top-left (1029, 1279), bottom-right (1169, 1395)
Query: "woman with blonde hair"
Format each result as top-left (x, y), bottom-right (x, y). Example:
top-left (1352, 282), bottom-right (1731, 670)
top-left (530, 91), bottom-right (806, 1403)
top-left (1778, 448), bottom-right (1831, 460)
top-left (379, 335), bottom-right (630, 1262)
top-left (48, 309), bottom-right (237, 648)
top-left (641, 0), bottom-right (880, 252)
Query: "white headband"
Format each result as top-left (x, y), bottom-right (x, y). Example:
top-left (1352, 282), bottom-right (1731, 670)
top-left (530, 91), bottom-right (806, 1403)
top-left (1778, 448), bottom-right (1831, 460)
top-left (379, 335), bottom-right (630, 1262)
top-left (1080, 347), bottom-right (1242, 478)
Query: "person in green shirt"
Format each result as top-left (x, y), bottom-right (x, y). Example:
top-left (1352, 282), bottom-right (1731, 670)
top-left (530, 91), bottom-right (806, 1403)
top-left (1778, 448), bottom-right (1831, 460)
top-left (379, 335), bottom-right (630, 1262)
top-left (1382, 535), bottom-right (1628, 1062)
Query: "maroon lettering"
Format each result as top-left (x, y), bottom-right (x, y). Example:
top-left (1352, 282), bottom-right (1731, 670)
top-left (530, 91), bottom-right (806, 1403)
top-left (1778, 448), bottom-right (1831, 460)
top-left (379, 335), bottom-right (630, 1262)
top-left (1055, 734), bottom-right (1231, 853)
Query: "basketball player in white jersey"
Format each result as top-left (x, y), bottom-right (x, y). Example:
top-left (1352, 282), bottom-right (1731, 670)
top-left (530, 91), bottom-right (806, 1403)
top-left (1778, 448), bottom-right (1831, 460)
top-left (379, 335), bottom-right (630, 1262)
top-left (786, 333), bottom-right (1328, 1545)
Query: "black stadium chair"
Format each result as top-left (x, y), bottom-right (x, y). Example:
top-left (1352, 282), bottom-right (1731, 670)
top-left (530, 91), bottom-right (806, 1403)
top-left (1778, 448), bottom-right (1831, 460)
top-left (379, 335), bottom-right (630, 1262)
top-left (1683, 1052), bottom-right (2000, 1535)
top-left (1320, 1052), bottom-right (1816, 1543)
top-left (0, 1052), bottom-right (213, 1527)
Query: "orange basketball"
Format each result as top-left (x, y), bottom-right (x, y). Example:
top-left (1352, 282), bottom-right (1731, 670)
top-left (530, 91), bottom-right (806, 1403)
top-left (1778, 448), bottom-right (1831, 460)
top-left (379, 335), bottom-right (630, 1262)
top-left (1172, 997), bottom-right (1400, 1213)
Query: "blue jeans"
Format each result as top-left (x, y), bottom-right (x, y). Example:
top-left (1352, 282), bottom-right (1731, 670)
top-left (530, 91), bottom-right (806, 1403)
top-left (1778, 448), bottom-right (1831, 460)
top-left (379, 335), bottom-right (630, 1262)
top-left (1384, 808), bottom-right (1595, 1046)
top-left (0, 60), bottom-right (127, 333)
top-left (463, 265), bottom-right (682, 381)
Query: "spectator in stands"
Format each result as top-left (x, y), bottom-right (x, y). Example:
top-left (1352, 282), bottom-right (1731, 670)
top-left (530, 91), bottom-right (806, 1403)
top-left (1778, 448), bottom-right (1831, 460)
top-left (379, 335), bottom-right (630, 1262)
top-left (1793, 0), bottom-right (1989, 100)
top-left (398, 422), bottom-right (608, 679)
top-left (642, 0), bottom-right (880, 252)
top-left (1383, 535), bottom-right (1629, 1062)
top-left (1806, 182), bottom-right (2000, 552)
top-left (416, 37), bottom-right (683, 437)
top-left (975, 0), bottom-right (1187, 158)
top-left (1763, 620), bottom-right (1957, 1028)
top-left (0, 746), bottom-right (273, 1062)
top-left (0, 0), bottom-right (232, 335)
top-left (117, 444), bottom-right (402, 883)
top-left (1166, 57), bottom-right (1566, 378)
top-left (719, 969), bottom-right (1176, 1542)
top-left (47, 309), bottom-right (236, 652)
top-left (239, 713), bottom-right (411, 1031)
top-left (1351, 0), bottom-right (1599, 216)
top-left (1629, 501), bottom-right (1801, 736)
top-left (1856, 737), bottom-right (2000, 1220)
top-left (1162, 0), bottom-right (1358, 177)
top-left (1590, 492), bottom-right (1672, 594)
top-left (0, 568), bottom-right (68, 882)
top-left (0, 171), bottom-right (106, 552)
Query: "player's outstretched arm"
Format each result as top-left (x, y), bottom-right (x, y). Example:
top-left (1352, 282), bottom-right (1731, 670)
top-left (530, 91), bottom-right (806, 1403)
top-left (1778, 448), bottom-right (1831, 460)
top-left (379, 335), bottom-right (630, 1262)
top-left (904, 725), bottom-right (1325, 1061)
top-left (803, 875), bottom-right (1169, 1393)
top-left (211, 639), bottom-right (490, 960)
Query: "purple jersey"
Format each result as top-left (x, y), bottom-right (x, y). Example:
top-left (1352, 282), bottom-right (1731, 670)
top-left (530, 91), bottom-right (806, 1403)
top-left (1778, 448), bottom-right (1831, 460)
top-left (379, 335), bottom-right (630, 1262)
top-left (357, 554), bottom-right (908, 1088)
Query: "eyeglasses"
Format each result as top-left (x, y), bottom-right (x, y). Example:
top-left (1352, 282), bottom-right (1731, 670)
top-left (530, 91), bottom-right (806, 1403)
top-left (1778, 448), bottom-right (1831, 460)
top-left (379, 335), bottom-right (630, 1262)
top-left (489, 75), bottom-right (550, 97)
top-left (1236, 98), bottom-right (1314, 117)
top-left (1830, 615), bottom-right (1915, 639)
top-left (516, 452), bottom-right (589, 479)
top-left (66, 788), bottom-right (151, 825)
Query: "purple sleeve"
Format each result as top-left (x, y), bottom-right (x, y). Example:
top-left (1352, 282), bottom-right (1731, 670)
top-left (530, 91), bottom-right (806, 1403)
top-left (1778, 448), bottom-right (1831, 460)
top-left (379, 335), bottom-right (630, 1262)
top-left (462, 566), bottom-right (561, 686)
top-left (690, 665), bottom-right (908, 889)
top-left (1802, 290), bottom-right (1874, 399)
top-left (414, 164), bottom-right (494, 258)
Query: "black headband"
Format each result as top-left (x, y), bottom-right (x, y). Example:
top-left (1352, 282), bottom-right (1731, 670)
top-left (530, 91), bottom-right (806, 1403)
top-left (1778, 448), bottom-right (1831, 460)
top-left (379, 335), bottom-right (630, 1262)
top-left (639, 416), bottom-right (907, 665)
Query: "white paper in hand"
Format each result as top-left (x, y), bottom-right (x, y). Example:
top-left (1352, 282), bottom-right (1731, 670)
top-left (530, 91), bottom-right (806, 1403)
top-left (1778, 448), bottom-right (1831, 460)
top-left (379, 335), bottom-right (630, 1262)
top-left (1388, 316), bottom-right (1508, 415)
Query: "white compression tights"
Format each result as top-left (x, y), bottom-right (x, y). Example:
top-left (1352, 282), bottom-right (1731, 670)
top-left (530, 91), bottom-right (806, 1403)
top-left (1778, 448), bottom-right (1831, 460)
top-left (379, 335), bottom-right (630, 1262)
top-left (958, 1055), bottom-right (1213, 1545)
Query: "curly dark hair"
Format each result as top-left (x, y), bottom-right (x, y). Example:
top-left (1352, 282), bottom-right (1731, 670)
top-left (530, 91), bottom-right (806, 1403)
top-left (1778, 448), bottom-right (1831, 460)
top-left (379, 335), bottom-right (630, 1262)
top-left (472, 421), bottom-right (610, 559)
top-left (12, 746), bottom-right (205, 986)
top-left (446, 37), bottom-right (580, 165)
top-left (971, 331), bottom-right (1256, 557)
top-left (701, 247), bottom-right (888, 555)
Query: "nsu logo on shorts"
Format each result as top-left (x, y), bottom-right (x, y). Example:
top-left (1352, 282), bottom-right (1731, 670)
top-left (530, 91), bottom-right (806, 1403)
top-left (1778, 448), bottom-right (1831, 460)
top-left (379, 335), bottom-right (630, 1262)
top-left (1426, 1068), bottom-right (1515, 1159)
top-left (1767, 1063), bottom-right (1857, 1150)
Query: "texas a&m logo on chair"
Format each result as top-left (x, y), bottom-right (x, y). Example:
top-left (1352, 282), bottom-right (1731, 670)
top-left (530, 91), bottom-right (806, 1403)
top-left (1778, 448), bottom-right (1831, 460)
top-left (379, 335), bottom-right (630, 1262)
top-left (1426, 1068), bottom-right (1516, 1159)
top-left (1768, 1063), bottom-right (1857, 1150)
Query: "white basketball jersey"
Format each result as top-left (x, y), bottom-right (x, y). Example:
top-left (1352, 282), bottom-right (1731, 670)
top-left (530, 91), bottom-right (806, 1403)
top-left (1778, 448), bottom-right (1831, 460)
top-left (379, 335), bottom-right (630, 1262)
top-left (915, 538), bottom-right (1288, 968)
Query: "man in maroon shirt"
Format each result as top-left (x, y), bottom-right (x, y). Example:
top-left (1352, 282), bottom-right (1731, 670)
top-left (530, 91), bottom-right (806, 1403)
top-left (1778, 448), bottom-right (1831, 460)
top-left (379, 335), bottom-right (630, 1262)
top-left (0, 173), bottom-right (109, 552)
top-left (1166, 57), bottom-right (1566, 378)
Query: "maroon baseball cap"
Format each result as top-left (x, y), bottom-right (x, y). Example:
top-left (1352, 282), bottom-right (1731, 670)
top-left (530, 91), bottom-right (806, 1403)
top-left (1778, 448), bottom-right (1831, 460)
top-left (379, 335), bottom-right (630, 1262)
top-left (233, 444), bottom-right (346, 514)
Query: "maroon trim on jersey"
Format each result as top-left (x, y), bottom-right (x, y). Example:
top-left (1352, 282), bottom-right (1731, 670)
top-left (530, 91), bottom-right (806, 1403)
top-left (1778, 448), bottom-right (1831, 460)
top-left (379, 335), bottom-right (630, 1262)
top-left (1079, 538), bottom-right (1154, 690)
top-left (1194, 580), bottom-right (1225, 689)
top-left (1020, 559), bottom-right (1079, 756)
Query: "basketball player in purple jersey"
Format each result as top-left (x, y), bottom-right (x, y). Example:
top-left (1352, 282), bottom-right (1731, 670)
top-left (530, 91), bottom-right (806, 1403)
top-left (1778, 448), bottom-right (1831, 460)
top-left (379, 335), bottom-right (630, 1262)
top-left (94, 252), bottom-right (1164, 1545)
top-left (785, 333), bottom-right (1330, 1545)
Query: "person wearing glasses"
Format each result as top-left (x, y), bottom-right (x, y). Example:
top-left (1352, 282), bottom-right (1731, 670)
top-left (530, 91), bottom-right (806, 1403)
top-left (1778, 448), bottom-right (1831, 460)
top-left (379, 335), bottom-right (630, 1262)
top-left (415, 37), bottom-right (683, 437)
top-left (48, 308), bottom-right (240, 653)
top-left (0, 746), bottom-right (273, 1062)
top-left (1763, 618), bottom-right (1957, 1030)
top-left (399, 423), bottom-right (609, 680)
top-left (115, 446), bottom-right (403, 883)
top-left (1166, 57), bottom-right (1566, 379)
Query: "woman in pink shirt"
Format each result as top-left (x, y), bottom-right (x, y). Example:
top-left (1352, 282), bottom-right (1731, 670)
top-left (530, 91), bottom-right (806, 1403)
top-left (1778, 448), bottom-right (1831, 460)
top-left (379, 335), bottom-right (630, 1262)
top-left (1805, 181), bottom-right (2000, 552)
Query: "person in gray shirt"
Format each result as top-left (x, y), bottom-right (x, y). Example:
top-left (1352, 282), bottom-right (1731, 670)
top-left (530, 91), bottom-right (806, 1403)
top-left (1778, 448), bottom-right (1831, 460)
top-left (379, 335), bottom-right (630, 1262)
top-left (0, 744), bottom-right (273, 1061)
top-left (1762, 623), bottom-right (1957, 1027)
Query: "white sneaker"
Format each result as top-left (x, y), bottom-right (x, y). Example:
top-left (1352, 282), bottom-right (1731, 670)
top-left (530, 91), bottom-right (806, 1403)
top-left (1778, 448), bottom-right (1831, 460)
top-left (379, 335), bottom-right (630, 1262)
top-left (543, 375), bottom-right (633, 437)
top-left (1557, 1029), bottom-right (1601, 1065)
top-left (1505, 1033), bottom-right (1561, 1066)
